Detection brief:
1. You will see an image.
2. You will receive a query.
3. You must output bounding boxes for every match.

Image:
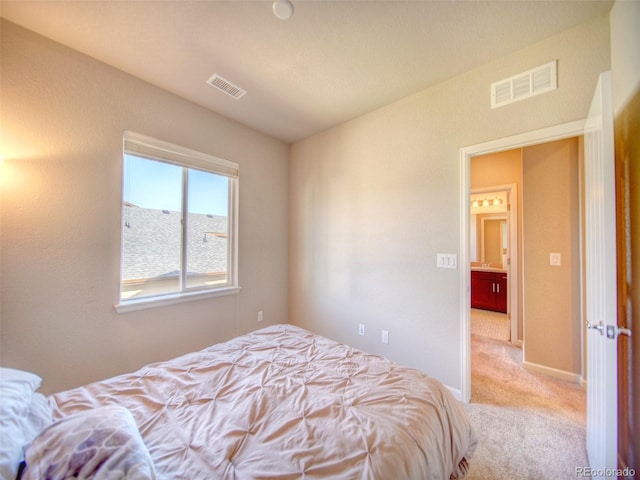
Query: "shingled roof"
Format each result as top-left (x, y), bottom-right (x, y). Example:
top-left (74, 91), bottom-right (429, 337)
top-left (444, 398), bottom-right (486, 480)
top-left (121, 205), bottom-right (228, 281)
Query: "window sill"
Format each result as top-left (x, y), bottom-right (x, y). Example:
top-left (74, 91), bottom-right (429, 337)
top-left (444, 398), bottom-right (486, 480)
top-left (114, 286), bottom-right (241, 313)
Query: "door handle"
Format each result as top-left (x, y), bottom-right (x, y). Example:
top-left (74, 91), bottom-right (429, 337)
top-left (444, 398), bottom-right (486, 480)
top-left (618, 327), bottom-right (632, 337)
top-left (586, 321), bottom-right (604, 335)
top-left (605, 324), bottom-right (632, 339)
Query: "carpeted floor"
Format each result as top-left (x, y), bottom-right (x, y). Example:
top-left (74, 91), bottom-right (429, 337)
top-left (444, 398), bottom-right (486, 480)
top-left (465, 334), bottom-right (588, 479)
top-left (471, 308), bottom-right (510, 342)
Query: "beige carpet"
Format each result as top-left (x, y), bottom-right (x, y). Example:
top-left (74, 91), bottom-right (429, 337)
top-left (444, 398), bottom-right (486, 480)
top-left (471, 308), bottom-right (510, 342)
top-left (465, 334), bottom-right (588, 479)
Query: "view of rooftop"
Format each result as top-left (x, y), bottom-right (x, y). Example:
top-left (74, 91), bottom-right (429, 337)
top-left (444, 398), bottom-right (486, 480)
top-left (121, 205), bottom-right (228, 282)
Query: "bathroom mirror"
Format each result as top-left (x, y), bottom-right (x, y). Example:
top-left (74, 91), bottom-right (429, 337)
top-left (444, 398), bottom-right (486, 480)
top-left (470, 214), bottom-right (507, 267)
top-left (482, 216), bottom-right (507, 266)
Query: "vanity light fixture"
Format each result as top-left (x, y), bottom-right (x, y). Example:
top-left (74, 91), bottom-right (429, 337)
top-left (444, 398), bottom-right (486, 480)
top-left (470, 196), bottom-right (504, 208)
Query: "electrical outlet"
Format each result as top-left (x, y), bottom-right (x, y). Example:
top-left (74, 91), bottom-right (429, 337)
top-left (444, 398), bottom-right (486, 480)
top-left (549, 253), bottom-right (561, 266)
top-left (258, 310), bottom-right (263, 322)
top-left (381, 330), bottom-right (389, 344)
top-left (358, 323), bottom-right (365, 336)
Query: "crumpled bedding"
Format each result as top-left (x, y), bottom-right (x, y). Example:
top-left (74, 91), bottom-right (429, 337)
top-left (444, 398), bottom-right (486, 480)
top-left (49, 324), bottom-right (477, 479)
top-left (21, 406), bottom-right (156, 480)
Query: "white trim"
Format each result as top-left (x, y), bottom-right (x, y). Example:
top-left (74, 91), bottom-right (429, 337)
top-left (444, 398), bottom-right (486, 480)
top-left (444, 384), bottom-right (463, 402)
top-left (460, 153), bottom-right (472, 404)
top-left (123, 131), bottom-right (239, 178)
top-left (459, 119), bottom-right (586, 404)
top-left (228, 173), bottom-right (240, 290)
top-left (507, 185), bottom-right (518, 344)
top-left (115, 286), bottom-right (242, 313)
top-left (461, 119), bottom-right (585, 158)
top-left (119, 131), bottom-right (240, 309)
top-left (523, 360), bottom-right (582, 384)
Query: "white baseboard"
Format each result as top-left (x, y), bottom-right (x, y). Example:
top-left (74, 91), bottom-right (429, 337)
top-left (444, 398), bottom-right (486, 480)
top-left (445, 384), bottom-right (464, 402)
top-left (522, 361), bottom-right (581, 384)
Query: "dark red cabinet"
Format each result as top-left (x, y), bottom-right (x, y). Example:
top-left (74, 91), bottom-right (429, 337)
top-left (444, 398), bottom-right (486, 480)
top-left (471, 270), bottom-right (507, 313)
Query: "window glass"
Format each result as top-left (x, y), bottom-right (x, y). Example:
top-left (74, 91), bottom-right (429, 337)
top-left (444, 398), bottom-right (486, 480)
top-left (122, 155), bottom-right (183, 299)
top-left (186, 169), bottom-right (230, 289)
top-left (118, 133), bottom-right (238, 309)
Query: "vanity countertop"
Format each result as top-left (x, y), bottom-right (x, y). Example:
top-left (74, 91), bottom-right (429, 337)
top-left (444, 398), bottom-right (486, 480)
top-left (471, 266), bottom-right (507, 273)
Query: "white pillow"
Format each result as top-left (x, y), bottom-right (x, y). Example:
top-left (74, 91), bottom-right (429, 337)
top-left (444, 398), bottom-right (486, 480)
top-left (0, 368), bottom-right (41, 392)
top-left (0, 368), bottom-right (43, 480)
top-left (22, 393), bottom-right (53, 444)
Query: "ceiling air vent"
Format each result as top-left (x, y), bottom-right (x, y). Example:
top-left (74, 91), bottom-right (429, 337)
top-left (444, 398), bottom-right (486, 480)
top-left (206, 74), bottom-right (246, 100)
top-left (491, 60), bottom-right (557, 109)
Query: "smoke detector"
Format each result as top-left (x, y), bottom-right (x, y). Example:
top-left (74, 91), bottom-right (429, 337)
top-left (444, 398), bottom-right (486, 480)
top-left (273, 0), bottom-right (294, 20)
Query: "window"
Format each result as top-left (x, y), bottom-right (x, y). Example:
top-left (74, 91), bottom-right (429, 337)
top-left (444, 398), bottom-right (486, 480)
top-left (116, 132), bottom-right (239, 312)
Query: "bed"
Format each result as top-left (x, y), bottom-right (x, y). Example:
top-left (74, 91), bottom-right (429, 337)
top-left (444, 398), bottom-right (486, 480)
top-left (3, 324), bottom-right (477, 479)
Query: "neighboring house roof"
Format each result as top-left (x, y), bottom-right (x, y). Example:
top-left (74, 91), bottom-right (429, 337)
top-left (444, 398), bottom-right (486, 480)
top-left (122, 206), bottom-right (228, 281)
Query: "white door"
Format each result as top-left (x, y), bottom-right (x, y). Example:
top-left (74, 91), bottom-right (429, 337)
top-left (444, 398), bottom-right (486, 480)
top-left (584, 71), bottom-right (618, 475)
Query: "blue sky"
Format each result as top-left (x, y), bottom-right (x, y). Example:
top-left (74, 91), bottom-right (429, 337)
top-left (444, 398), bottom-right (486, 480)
top-left (124, 155), bottom-right (229, 216)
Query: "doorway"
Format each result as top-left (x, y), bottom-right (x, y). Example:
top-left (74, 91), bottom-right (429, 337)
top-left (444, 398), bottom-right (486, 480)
top-left (470, 184), bottom-right (518, 345)
top-left (459, 120), bottom-right (586, 403)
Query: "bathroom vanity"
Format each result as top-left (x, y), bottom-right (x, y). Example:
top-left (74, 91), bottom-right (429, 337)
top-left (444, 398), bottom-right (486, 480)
top-left (471, 268), bottom-right (507, 313)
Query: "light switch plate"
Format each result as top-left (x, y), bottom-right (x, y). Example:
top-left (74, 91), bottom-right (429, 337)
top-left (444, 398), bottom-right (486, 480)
top-left (437, 253), bottom-right (457, 269)
top-left (550, 253), bottom-right (561, 266)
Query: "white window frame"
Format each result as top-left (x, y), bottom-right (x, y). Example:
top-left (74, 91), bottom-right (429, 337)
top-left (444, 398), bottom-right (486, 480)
top-left (115, 131), bottom-right (240, 313)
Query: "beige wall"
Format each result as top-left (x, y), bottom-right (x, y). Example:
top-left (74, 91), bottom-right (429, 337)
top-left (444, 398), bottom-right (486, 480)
top-left (471, 148), bottom-right (523, 340)
top-left (610, 0), bottom-right (640, 117)
top-left (290, 15), bottom-right (610, 391)
top-left (0, 21), bottom-right (290, 394)
top-left (522, 138), bottom-right (581, 375)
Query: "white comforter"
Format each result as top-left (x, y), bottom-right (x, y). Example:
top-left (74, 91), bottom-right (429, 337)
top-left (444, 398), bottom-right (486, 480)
top-left (49, 324), bottom-right (477, 479)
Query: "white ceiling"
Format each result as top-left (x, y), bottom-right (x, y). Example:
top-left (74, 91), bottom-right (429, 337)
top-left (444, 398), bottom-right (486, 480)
top-left (0, 0), bottom-right (613, 143)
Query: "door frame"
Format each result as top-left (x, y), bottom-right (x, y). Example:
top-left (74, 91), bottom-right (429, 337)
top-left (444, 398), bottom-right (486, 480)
top-left (459, 119), bottom-right (586, 403)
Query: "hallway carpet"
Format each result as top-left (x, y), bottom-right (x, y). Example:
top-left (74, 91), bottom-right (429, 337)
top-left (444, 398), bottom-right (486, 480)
top-left (471, 308), bottom-right (510, 342)
top-left (465, 334), bottom-right (588, 479)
